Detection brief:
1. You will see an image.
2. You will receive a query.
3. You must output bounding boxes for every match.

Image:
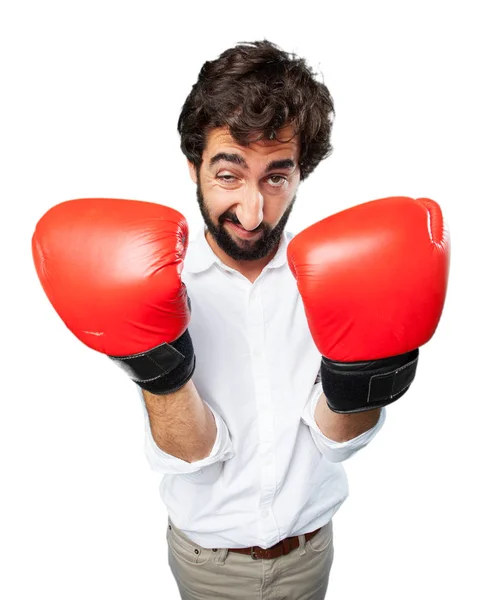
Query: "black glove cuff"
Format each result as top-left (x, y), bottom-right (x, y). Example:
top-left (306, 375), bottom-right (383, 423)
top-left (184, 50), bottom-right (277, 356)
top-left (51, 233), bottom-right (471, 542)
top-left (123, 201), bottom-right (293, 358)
top-left (107, 328), bottom-right (195, 395)
top-left (320, 348), bottom-right (419, 414)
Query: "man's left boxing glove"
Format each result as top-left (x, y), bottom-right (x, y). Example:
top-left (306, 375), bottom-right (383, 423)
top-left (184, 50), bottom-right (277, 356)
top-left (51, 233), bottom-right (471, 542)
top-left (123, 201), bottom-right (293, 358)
top-left (287, 196), bottom-right (450, 414)
top-left (32, 198), bottom-right (194, 395)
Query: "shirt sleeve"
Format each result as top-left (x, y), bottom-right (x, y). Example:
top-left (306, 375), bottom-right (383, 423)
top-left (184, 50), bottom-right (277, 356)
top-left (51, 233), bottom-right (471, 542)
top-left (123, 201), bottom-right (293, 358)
top-left (137, 386), bottom-right (235, 477)
top-left (301, 381), bottom-right (386, 463)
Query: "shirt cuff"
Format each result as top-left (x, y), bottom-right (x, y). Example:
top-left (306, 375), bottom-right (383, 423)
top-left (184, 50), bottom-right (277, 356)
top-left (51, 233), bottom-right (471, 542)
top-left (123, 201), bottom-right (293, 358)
top-left (301, 382), bottom-right (386, 463)
top-left (137, 386), bottom-right (235, 477)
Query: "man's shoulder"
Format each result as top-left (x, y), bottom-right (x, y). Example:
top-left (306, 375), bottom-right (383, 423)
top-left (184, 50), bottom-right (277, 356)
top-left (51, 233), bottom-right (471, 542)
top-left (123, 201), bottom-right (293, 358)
top-left (183, 227), bottom-right (215, 274)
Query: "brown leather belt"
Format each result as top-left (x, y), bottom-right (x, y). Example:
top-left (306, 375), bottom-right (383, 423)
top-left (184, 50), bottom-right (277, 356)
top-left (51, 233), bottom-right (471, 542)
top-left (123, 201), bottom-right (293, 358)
top-left (227, 527), bottom-right (322, 560)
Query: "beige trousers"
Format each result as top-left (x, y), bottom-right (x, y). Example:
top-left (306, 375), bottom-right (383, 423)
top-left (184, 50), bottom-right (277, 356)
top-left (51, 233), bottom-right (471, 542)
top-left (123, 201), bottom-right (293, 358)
top-left (166, 517), bottom-right (334, 600)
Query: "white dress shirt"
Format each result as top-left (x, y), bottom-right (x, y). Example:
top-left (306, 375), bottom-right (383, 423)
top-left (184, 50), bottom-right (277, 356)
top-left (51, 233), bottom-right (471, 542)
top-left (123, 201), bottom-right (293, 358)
top-left (138, 226), bottom-right (386, 549)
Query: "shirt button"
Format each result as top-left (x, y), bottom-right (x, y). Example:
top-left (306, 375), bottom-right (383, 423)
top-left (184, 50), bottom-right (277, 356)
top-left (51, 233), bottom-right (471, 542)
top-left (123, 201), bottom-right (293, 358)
top-left (261, 509), bottom-right (270, 518)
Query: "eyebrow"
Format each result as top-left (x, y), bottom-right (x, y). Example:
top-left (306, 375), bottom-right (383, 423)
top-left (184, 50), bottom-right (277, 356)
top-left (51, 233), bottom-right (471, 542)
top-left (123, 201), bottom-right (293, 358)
top-left (209, 153), bottom-right (296, 173)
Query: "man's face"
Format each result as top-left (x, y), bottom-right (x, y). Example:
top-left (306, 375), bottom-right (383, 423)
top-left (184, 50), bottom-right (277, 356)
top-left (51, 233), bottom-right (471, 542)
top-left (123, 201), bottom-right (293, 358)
top-left (188, 124), bottom-right (301, 261)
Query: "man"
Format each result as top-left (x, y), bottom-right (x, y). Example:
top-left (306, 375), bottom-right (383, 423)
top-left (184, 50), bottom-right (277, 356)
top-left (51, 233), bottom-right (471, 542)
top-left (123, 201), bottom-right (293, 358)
top-left (32, 40), bottom-right (449, 599)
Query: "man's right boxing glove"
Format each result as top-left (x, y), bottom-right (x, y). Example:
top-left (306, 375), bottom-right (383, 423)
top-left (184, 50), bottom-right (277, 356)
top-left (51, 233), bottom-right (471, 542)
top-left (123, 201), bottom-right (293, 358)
top-left (32, 197), bottom-right (194, 395)
top-left (287, 196), bottom-right (450, 413)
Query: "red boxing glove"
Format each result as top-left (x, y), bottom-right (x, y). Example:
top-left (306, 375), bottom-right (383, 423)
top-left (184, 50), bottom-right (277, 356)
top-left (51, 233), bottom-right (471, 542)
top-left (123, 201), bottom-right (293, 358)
top-left (32, 198), bottom-right (195, 394)
top-left (287, 196), bottom-right (450, 413)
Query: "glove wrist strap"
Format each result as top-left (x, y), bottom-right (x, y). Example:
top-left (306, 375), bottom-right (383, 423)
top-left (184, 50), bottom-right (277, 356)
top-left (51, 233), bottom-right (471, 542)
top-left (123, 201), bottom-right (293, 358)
top-left (320, 349), bottom-right (419, 414)
top-left (108, 329), bottom-right (195, 395)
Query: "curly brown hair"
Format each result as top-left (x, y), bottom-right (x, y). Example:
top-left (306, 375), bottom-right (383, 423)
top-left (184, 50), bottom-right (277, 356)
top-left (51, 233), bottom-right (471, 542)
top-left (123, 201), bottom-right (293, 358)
top-left (177, 40), bottom-right (335, 181)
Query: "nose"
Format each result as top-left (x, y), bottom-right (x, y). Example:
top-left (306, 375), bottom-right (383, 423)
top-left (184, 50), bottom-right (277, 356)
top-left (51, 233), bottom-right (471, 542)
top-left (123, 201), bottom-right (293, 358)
top-left (236, 187), bottom-right (264, 231)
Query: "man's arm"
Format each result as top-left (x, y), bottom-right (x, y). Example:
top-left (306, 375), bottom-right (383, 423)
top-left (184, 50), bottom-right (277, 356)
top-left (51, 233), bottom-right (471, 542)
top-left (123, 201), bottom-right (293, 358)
top-left (142, 380), bottom-right (217, 463)
top-left (314, 392), bottom-right (381, 442)
top-left (301, 386), bottom-right (386, 463)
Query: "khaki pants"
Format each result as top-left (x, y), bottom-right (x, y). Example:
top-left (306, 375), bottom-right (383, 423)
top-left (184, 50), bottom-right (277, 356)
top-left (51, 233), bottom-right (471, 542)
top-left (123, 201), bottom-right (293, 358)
top-left (167, 517), bottom-right (334, 600)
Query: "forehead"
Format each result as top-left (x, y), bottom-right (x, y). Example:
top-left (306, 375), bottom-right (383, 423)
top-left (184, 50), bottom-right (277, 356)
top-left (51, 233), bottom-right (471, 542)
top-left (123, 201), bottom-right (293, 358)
top-left (203, 124), bottom-right (300, 165)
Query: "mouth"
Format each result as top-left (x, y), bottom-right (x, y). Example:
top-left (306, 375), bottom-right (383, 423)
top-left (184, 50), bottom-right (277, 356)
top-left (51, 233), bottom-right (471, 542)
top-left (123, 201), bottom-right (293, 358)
top-left (225, 220), bottom-right (263, 240)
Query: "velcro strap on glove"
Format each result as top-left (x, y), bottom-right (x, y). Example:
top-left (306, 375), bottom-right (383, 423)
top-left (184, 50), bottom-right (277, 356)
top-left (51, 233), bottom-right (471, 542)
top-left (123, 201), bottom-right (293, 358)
top-left (108, 329), bottom-right (195, 395)
top-left (320, 349), bottom-right (419, 413)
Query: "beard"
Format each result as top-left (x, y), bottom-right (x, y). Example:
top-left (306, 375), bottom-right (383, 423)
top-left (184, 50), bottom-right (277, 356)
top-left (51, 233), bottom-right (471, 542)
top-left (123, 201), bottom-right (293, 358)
top-left (196, 183), bottom-right (297, 261)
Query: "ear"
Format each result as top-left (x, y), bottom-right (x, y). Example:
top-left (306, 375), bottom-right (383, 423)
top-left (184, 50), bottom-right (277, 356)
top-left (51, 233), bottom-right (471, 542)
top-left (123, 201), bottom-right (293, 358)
top-left (187, 161), bottom-right (198, 184)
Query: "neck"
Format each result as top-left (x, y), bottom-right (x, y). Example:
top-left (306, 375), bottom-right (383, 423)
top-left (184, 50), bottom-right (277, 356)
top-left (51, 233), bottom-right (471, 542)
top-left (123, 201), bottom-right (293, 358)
top-left (205, 230), bottom-right (279, 283)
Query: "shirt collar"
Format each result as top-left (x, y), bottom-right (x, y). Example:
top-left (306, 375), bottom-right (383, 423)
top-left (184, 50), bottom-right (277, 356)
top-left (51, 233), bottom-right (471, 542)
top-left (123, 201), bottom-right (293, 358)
top-left (184, 226), bottom-right (291, 274)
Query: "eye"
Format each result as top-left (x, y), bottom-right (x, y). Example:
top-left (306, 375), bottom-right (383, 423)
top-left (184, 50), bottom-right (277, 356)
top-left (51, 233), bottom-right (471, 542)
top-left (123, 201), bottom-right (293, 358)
top-left (266, 175), bottom-right (288, 187)
top-left (217, 174), bottom-right (237, 183)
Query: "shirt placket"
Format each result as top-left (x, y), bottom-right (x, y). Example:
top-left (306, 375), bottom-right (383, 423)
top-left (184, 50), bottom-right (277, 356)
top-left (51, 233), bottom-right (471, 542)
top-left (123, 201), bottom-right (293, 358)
top-left (248, 277), bottom-right (279, 547)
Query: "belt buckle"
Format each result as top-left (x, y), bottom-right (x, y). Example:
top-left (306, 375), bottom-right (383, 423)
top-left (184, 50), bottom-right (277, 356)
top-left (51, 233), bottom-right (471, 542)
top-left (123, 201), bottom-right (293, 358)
top-left (250, 547), bottom-right (260, 560)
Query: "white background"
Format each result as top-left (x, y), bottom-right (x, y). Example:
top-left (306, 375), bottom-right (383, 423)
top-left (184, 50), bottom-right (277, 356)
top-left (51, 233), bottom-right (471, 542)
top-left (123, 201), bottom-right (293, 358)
top-left (1, 0), bottom-right (493, 598)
